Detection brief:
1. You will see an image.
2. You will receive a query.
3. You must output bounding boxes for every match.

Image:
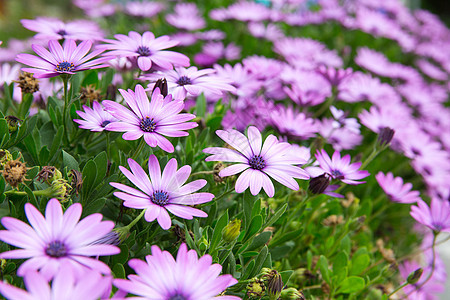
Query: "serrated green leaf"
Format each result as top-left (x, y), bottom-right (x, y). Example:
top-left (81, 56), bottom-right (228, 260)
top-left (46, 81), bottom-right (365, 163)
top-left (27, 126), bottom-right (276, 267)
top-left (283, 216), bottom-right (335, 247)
top-left (280, 270), bottom-right (294, 286)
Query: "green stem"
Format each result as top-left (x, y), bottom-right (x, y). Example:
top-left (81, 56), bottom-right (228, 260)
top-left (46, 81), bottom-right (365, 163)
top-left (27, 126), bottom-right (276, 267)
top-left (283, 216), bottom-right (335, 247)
top-left (124, 209), bottom-right (146, 231)
top-left (191, 170), bottom-right (215, 176)
top-left (62, 75), bottom-right (70, 144)
top-left (360, 148), bottom-right (379, 170)
top-left (106, 132), bottom-right (111, 158)
top-left (214, 188), bottom-right (235, 202)
top-left (130, 139), bottom-right (146, 161)
top-left (5, 188), bottom-right (53, 197)
top-left (387, 282), bottom-right (408, 299)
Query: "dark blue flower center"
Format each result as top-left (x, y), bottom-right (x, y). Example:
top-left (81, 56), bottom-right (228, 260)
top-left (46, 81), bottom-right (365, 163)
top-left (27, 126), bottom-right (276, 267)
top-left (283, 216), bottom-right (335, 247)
top-left (151, 190), bottom-right (169, 206)
top-left (55, 61), bottom-right (74, 72)
top-left (45, 240), bottom-right (67, 258)
top-left (331, 169), bottom-right (344, 179)
top-left (101, 120), bottom-right (111, 127)
top-left (432, 222), bottom-right (443, 231)
top-left (140, 117), bottom-right (157, 132)
top-left (137, 46), bottom-right (151, 56)
top-left (57, 29), bottom-right (67, 37)
top-left (168, 295), bottom-right (187, 300)
top-left (249, 155), bottom-right (266, 170)
top-left (176, 76), bottom-right (192, 86)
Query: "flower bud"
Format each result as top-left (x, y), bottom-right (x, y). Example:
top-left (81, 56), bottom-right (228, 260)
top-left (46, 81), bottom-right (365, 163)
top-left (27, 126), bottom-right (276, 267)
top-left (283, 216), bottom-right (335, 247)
top-left (308, 174), bottom-right (330, 194)
top-left (280, 287), bottom-right (305, 300)
top-left (246, 278), bottom-right (265, 298)
top-left (222, 219), bottom-right (241, 243)
top-left (5, 116), bottom-right (22, 133)
top-left (36, 166), bottom-right (62, 184)
top-left (91, 230), bottom-right (122, 246)
top-left (267, 271), bottom-right (283, 300)
top-left (199, 237), bottom-right (209, 251)
top-left (377, 127), bottom-right (395, 147)
top-left (407, 268), bottom-right (423, 285)
top-left (153, 78), bottom-right (168, 97)
top-left (68, 169), bottom-right (83, 195)
top-left (0, 149), bottom-right (13, 167)
top-left (50, 178), bottom-right (72, 202)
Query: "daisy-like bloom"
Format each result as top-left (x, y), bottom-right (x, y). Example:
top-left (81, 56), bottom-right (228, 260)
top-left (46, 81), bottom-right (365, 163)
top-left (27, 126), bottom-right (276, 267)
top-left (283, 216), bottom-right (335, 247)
top-left (0, 198), bottom-right (120, 280)
top-left (375, 172), bottom-right (421, 204)
top-left (21, 17), bottom-right (104, 41)
top-left (203, 126), bottom-right (310, 197)
top-left (74, 101), bottom-right (118, 132)
top-left (410, 198), bottom-right (450, 232)
top-left (316, 66), bottom-right (353, 87)
top-left (143, 66), bottom-right (235, 100)
top-left (270, 106), bottom-right (317, 140)
top-left (110, 155), bottom-right (214, 230)
top-left (124, 1), bottom-right (165, 18)
top-left (114, 243), bottom-right (239, 300)
top-left (166, 3), bottom-right (205, 31)
top-left (103, 85), bottom-right (197, 153)
top-left (100, 31), bottom-right (189, 71)
top-left (307, 149), bottom-right (369, 185)
top-left (16, 39), bottom-right (112, 78)
top-left (0, 268), bottom-right (112, 300)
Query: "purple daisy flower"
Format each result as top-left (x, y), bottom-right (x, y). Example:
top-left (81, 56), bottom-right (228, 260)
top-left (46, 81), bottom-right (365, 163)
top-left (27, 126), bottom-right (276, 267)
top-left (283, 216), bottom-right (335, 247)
top-left (74, 101), bottom-right (118, 132)
top-left (21, 17), bottom-right (104, 41)
top-left (103, 84), bottom-right (197, 153)
top-left (114, 243), bottom-right (239, 299)
top-left (100, 31), bottom-right (190, 71)
top-left (15, 39), bottom-right (112, 78)
top-left (203, 126), bottom-right (310, 197)
top-left (307, 149), bottom-right (369, 185)
top-left (375, 172), bottom-right (421, 204)
top-left (143, 66), bottom-right (236, 100)
top-left (0, 198), bottom-right (120, 280)
top-left (166, 3), bottom-right (206, 31)
top-left (0, 269), bottom-right (112, 300)
top-left (110, 155), bottom-right (214, 230)
top-left (410, 198), bottom-right (450, 232)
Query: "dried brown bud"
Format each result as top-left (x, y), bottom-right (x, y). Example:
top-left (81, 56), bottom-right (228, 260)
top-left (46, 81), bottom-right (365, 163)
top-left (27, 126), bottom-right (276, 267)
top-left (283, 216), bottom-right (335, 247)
top-left (308, 174), bottom-right (330, 194)
top-left (321, 282), bottom-right (330, 294)
top-left (14, 72), bottom-right (39, 94)
top-left (80, 85), bottom-right (102, 104)
top-left (322, 215), bottom-right (344, 226)
top-left (36, 166), bottom-right (56, 183)
top-left (341, 192), bottom-right (355, 208)
top-left (213, 162), bottom-right (225, 183)
top-left (68, 169), bottom-right (83, 195)
top-left (152, 78), bottom-right (168, 97)
top-left (1, 158), bottom-right (30, 188)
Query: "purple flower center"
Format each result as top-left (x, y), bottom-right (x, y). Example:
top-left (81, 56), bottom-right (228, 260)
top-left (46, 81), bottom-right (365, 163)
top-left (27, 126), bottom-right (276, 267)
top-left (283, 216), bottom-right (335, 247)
top-left (331, 169), bottom-right (344, 180)
top-left (248, 155), bottom-right (266, 170)
top-left (137, 46), bottom-right (151, 56)
top-left (101, 120), bottom-right (112, 127)
top-left (168, 295), bottom-right (187, 300)
top-left (176, 76), bottom-right (192, 86)
top-left (151, 190), bottom-right (169, 206)
top-left (140, 117), bottom-right (157, 132)
top-left (57, 29), bottom-right (67, 37)
top-left (55, 61), bottom-right (75, 72)
top-left (45, 240), bottom-right (68, 258)
top-left (432, 222), bottom-right (443, 231)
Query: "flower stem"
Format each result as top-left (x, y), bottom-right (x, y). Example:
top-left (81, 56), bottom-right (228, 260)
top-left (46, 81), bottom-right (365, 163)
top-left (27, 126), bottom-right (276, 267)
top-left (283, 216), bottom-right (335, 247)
top-left (62, 75), bottom-right (71, 144)
top-left (130, 139), bottom-right (146, 161)
top-left (5, 188), bottom-right (54, 197)
top-left (124, 209), bottom-right (146, 231)
top-left (387, 281), bottom-right (409, 298)
top-left (191, 170), bottom-right (215, 176)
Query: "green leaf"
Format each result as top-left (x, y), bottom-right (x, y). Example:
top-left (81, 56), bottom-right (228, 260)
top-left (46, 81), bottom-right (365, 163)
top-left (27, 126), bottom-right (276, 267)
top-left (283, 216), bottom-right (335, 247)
top-left (111, 244), bottom-right (129, 265)
top-left (350, 253), bottom-right (370, 275)
top-left (82, 197), bottom-right (105, 217)
top-left (81, 160), bottom-right (97, 201)
top-left (280, 270), bottom-right (294, 286)
top-left (318, 255), bottom-right (331, 285)
top-left (249, 245), bottom-right (268, 278)
top-left (337, 276), bottom-right (365, 294)
top-left (210, 210), bottom-right (228, 255)
top-left (23, 135), bottom-right (38, 164)
top-left (112, 263), bottom-right (126, 279)
top-left (49, 126), bottom-right (64, 162)
top-left (22, 185), bottom-right (39, 208)
top-left (38, 146), bottom-right (50, 165)
top-left (246, 231), bottom-right (272, 252)
top-left (81, 70), bottom-right (98, 88)
top-left (269, 228), bottom-right (303, 247)
top-left (0, 118), bottom-right (10, 147)
top-left (93, 151), bottom-right (108, 187)
top-left (243, 190), bottom-right (257, 230)
top-left (195, 93), bottom-right (206, 118)
top-left (333, 251), bottom-right (348, 274)
top-left (264, 203), bottom-right (287, 228)
top-left (62, 150), bottom-right (79, 171)
top-left (241, 259), bottom-right (255, 280)
top-left (243, 215), bottom-right (263, 241)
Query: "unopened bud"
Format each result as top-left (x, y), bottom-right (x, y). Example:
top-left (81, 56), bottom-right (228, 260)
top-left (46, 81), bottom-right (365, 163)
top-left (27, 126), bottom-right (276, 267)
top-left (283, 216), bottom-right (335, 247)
top-left (0, 149), bottom-right (13, 167)
top-left (308, 174), bottom-right (330, 194)
top-left (153, 78), bottom-right (168, 97)
top-left (280, 287), bottom-right (305, 300)
top-left (198, 237), bottom-right (209, 251)
top-left (246, 278), bottom-right (265, 298)
top-left (222, 219), bottom-right (241, 243)
top-left (349, 215), bottom-right (366, 231)
top-left (91, 230), bottom-right (122, 246)
top-left (267, 271), bottom-right (283, 300)
top-left (5, 116), bottom-right (22, 133)
top-left (377, 127), bottom-right (395, 147)
top-left (50, 178), bottom-right (72, 202)
top-left (407, 268), bottom-right (423, 285)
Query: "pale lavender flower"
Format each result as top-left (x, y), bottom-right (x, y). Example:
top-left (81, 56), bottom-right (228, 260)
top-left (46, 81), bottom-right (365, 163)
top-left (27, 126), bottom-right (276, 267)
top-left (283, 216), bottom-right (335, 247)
top-left (318, 118), bottom-right (363, 151)
top-left (204, 126), bottom-right (310, 197)
top-left (73, 0), bottom-right (116, 18)
top-left (410, 198), bottom-right (450, 232)
top-left (248, 22), bottom-right (284, 41)
top-left (100, 31), bottom-right (189, 71)
top-left (416, 59), bottom-right (448, 81)
top-left (103, 84), bottom-right (197, 153)
top-left (16, 39), bottom-right (112, 78)
top-left (124, 1), bottom-right (165, 18)
top-left (316, 66), bottom-right (353, 87)
top-left (74, 101), bottom-right (118, 132)
top-left (114, 243), bottom-right (239, 299)
top-left (21, 17), bottom-right (104, 41)
top-left (166, 3), bottom-right (205, 31)
top-left (143, 66), bottom-right (235, 100)
top-left (282, 68), bottom-right (331, 106)
top-left (0, 268), bottom-right (112, 300)
top-left (375, 172), bottom-right (421, 204)
top-left (330, 106), bottom-right (361, 134)
top-left (270, 106), bottom-right (317, 140)
top-left (111, 155), bottom-right (214, 230)
top-left (0, 198), bottom-right (119, 280)
top-left (399, 259), bottom-right (445, 299)
top-left (307, 149), bottom-right (369, 185)
top-left (224, 2), bottom-right (272, 22)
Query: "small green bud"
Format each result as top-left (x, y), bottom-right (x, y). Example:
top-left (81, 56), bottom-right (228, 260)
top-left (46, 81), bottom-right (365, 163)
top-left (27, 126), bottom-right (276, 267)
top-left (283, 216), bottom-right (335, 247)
top-left (50, 178), bottom-right (72, 202)
top-left (280, 287), bottom-right (305, 300)
top-left (0, 149), bottom-right (13, 167)
top-left (407, 268), bottom-right (423, 285)
top-left (246, 278), bottom-right (265, 298)
top-left (222, 219), bottom-right (241, 243)
top-left (349, 215), bottom-right (366, 231)
top-left (5, 116), bottom-right (22, 133)
top-left (198, 237), bottom-right (209, 251)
